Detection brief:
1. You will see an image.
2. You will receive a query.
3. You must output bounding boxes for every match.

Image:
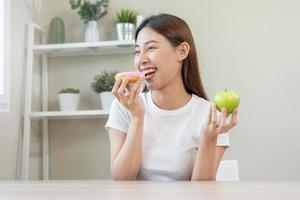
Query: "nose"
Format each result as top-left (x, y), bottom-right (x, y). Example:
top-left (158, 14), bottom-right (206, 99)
top-left (135, 51), bottom-right (149, 67)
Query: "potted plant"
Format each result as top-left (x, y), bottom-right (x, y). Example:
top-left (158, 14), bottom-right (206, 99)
top-left (69, 0), bottom-right (109, 42)
top-left (58, 88), bottom-right (80, 111)
top-left (91, 70), bottom-right (117, 110)
top-left (115, 9), bottom-right (138, 41)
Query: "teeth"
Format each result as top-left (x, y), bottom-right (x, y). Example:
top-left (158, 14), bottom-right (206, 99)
top-left (143, 68), bottom-right (157, 75)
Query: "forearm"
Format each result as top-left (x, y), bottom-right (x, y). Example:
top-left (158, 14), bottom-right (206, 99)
top-left (191, 137), bottom-right (218, 181)
top-left (112, 117), bottom-right (144, 180)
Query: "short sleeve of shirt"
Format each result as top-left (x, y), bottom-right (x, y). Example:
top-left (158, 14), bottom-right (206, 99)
top-left (105, 98), bottom-right (131, 134)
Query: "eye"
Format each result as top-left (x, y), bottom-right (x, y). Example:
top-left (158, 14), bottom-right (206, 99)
top-left (147, 46), bottom-right (156, 51)
top-left (134, 50), bottom-right (140, 55)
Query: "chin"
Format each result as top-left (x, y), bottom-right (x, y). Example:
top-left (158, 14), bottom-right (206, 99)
top-left (145, 83), bottom-right (157, 91)
top-left (145, 82), bottom-right (165, 91)
top-left (145, 85), bottom-right (155, 91)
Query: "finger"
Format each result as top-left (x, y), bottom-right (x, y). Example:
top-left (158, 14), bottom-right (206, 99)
top-left (118, 77), bottom-right (129, 103)
top-left (217, 108), bottom-right (229, 133)
top-left (211, 103), bottom-right (217, 127)
top-left (125, 86), bottom-right (130, 96)
top-left (206, 104), bottom-right (212, 125)
top-left (128, 79), bottom-right (143, 104)
top-left (220, 107), bottom-right (227, 126)
top-left (230, 108), bottom-right (238, 127)
top-left (133, 79), bottom-right (144, 102)
top-left (112, 78), bottom-right (122, 100)
top-left (112, 78), bottom-right (122, 94)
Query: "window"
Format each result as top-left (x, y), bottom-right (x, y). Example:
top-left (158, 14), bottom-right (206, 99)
top-left (0, 0), bottom-right (9, 112)
top-left (0, 0), bottom-right (4, 94)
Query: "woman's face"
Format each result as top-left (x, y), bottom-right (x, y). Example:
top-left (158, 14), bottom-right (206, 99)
top-left (135, 27), bottom-right (182, 91)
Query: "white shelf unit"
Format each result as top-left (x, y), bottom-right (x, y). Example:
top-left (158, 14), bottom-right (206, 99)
top-left (30, 110), bottom-right (110, 119)
top-left (21, 23), bottom-right (135, 180)
top-left (33, 40), bottom-right (135, 57)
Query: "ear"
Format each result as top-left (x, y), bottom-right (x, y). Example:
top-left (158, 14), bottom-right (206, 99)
top-left (176, 42), bottom-right (190, 62)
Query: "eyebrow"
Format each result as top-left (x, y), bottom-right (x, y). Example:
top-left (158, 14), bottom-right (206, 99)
top-left (134, 40), bottom-right (159, 47)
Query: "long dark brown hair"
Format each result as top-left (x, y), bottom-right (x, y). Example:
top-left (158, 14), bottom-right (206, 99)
top-left (135, 13), bottom-right (208, 100)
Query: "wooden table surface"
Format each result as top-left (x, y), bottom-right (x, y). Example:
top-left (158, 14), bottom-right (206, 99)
top-left (0, 180), bottom-right (299, 200)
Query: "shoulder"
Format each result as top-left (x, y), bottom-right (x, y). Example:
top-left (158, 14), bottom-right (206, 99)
top-left (189, 94), bottom-right (214, 120)
top-left (110, 98), bottom-right (130, 116)
top-left (192, 94), bottom-right (212, 110)
top-left (111, 98), bottom-right (123, 110)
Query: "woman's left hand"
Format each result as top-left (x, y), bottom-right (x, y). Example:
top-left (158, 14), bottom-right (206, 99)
top-left (201, 104), bottom-right (238, 141)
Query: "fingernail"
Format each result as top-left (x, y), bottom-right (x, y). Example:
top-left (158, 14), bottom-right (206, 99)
top-left (212, 105), bottom-right (216, 111)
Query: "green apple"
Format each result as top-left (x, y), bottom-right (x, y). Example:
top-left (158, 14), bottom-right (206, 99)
top-left (214, 89), bottom-right (240, 114)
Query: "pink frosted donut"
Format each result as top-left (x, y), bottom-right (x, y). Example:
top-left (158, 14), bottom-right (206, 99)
top-left (115, 71), bottom-right (144, 83)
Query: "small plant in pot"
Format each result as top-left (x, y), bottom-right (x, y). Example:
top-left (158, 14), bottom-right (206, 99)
top-left (69, 0), bottom-right (109, 42)
top-left (91, 70), bottom-right (117, 110)
top-left (115, 9), bottom-right (138, 41)
top-left (58, 88), bottom-right (80, 111)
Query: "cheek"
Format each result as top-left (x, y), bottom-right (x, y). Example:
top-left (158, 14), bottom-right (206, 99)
top-left (134, 57), bottom-right (139, 68)
top-left (157, 53), bottom-right (180, 74)
top-left (150, 50), bottom-right (177, 66)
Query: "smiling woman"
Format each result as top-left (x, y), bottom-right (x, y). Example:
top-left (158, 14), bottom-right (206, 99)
top-left (0, 0), bottom-right (10, 112)
top-left (106, 14), bottom-right (238, 181)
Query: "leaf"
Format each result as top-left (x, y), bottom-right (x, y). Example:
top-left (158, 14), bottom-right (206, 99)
top-left (69, 0), bottom-right (81, 9)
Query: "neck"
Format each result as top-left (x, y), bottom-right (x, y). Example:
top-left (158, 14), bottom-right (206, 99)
top-left (151, 78), bottom-right (192, 110)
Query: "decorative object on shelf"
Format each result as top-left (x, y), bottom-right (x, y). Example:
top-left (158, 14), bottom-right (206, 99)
top-left (69, 0), bottom-right (109, 42)
top-left (91, 70), bottom-right (117, 110)
top-left (115, 9), bottom-right (138, 41)
top-left (84, 20), bottom-right (99, 42)
top-left (48, 17), bottom-right (65, 44)
top-left (58, 88), bottom-right (80, 111)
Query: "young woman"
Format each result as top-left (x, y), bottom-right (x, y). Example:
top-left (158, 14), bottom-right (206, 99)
top-left (105, 14), bottom-right (238, 181)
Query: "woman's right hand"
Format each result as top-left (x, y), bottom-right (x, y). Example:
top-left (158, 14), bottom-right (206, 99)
top-left (112, 77), bottom-right (145, 118)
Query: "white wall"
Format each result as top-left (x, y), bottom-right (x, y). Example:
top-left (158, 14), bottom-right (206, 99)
top-left (0, 0), bottom-right (32, 179)
top-left (196, 0), bottom-right (300, 180)
top-left (2, 0), bottom-right (300, 180)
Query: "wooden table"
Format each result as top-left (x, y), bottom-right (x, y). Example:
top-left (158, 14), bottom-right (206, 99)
top-left (0, 180), bottom-right (299, 200)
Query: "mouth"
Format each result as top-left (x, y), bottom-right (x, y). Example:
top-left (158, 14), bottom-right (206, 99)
top-left (142, 67), bottom-right (157, 81)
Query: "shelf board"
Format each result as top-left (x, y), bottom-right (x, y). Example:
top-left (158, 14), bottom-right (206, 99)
top-left (30, 110), bottom-right (109, 119)
top-left (32, 40), bottom-right (135, 57)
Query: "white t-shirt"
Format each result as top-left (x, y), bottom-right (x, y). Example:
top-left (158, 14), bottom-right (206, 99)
top-left (105, 92), bottom-right (230, 181)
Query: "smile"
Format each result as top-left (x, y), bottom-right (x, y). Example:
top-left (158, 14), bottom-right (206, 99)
top-left (143, 68), bottom-right (157, 81)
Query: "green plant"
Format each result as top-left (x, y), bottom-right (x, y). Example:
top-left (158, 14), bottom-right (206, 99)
top-left (69, 0), bottom-right (109, 24)
top-left (58, 88), bottom-right (80, 94)
top-left (115, 9), bottom-right (138, 24)
top-left (91, 70), bottom-right (118, 93)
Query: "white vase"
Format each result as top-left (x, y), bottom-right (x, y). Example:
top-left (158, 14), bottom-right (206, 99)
top-left (58, 93), bottom-right (80, 111)
top-left (99, 91), bottom-right (114, 110)
top-left (84, 20), bottom-right (99, 42)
